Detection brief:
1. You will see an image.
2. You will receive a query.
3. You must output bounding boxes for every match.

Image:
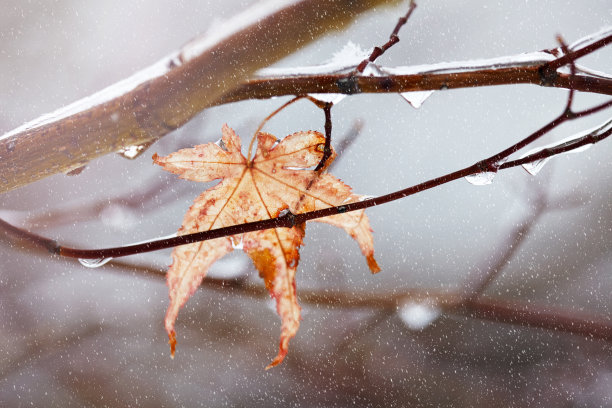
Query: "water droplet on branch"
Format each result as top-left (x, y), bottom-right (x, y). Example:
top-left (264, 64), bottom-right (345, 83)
top-left (308, 93), bottom-right (346, 105)
top-left (399, 90), bottom-right (434, 109)
top-left (358, 195), bottom-right (376, 202)
top-left (465, 171), bottom-right (497, 186)
top-left (521, 158), bottom-right (550, 176)
top-left (518, 117), bottom-right (612, 175)
top-left (118, 140), bottom-right (155, 160)
top-left (78, 257), bottom-right (113, 268)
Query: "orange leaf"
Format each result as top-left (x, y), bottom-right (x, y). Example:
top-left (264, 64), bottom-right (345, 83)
top-left (154, 124), bottom-right (379, 367)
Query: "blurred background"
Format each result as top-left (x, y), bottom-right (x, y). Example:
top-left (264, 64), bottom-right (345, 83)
top-left (1, 0), bottom-right (611, 406)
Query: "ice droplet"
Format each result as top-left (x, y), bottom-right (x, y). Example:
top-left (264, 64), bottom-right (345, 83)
top-left (399, 90), bottom-right (434, 109)
top-left (118, 145), bottom-right (146, 159)
top-left (77, 232), bottom-right (178, 269)
top-left (519, 117), bottom-right (612, 176)
top-left (398, 301), bottom-right (441, 330)
top-left (308, 93), bottom-right (346, 105)
top-left (78, 257), bottom-right (113, 268)
top-left (118, 140), bottom-right (155, 160)
top-left (521, 158), bottom-right (550, 176)
top-left (465, 171), bottom-right (496, 186)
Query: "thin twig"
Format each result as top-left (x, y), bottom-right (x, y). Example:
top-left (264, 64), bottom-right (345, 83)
top-left (314, 103), bottom-right (333, 171)
top-left (40, 96), bottom-right (612, 260)
top-left (356, 0), bottom-right (417, 73)
top-left (247, 96), bottom-right (305, 160)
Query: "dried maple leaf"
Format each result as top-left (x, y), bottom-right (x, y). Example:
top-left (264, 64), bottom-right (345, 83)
top-left (153, 124), bottom-right (379, 369)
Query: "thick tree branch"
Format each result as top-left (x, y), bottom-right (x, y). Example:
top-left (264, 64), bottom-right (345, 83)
top-left (217, 64), bottom-right (612, 104)
top-left (218, 28), bottom-right (612, 104)
top-left (0, 0), bottom-right (399, 193)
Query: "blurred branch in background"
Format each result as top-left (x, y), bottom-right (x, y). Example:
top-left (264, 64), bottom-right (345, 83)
top-left (1, 182), bottom-right (611, 344)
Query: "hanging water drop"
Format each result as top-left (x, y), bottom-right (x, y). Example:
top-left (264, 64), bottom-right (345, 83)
top-left (398, 301), bottom-right (441, 330)
top-left (307, 93), bottom-right (346, 105)
top-left (399, 90), bottom-right (434, 109)
top-left (465, 171), bottom-right (496, 186)
top-left (518, 117), bottom-right (612, 176)
top-left (520, 141), bottom-right (592, 176)
top-left (118, 145), bottom-right (146, 159)
top-left (78, 257), bottom-right (113, 268)
top-left (522, 158), bottom-right (550, 176)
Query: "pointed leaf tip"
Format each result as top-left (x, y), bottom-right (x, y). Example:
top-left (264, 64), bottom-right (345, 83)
top-left (169, 330), bottom-right (177, 358)
top-left (265, 343), bottom-right (289, 370)
top-left (367, 255), bottom-right (381, 273)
